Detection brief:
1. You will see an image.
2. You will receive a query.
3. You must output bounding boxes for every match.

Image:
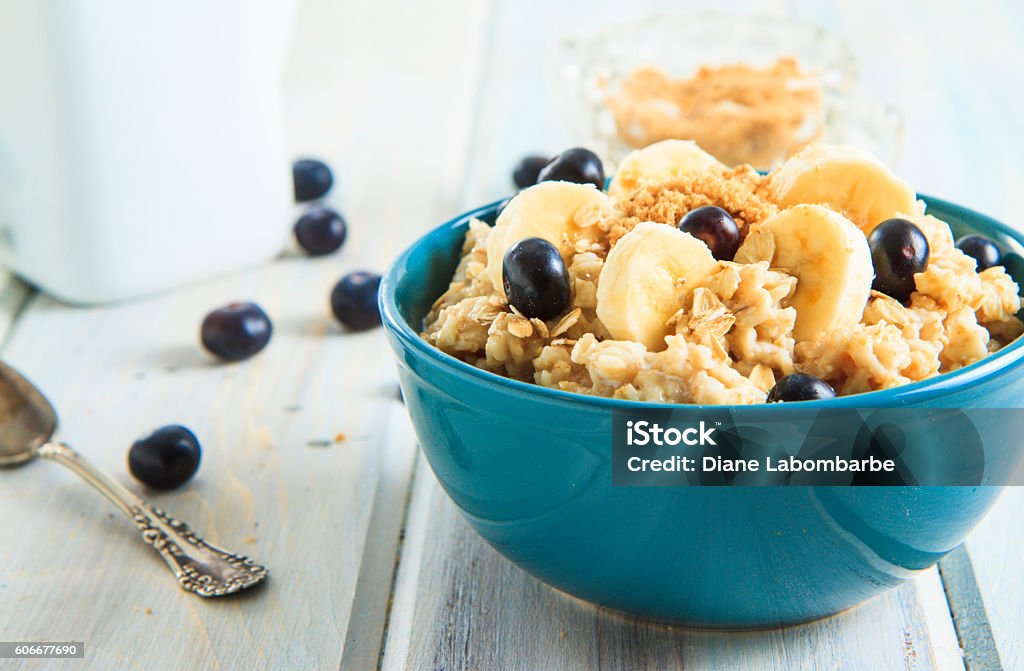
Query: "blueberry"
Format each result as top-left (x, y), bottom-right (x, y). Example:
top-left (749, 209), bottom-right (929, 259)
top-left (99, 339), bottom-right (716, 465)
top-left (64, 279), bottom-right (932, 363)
top-left (536, 148), bottom-right (605, 190)
top-left (767, 373), bottom-right (836, 402)
top-left (678, 206), bottom-right (740, 260)
top-left (868, 218), bottom-right (930, 303)
top-left (293, 158), bottom-right (334, 202)
top-left (294, 207), bottom-right (347, 256)
top-left (331, 271), bottom-right (382, 330)
top-left (201, 302), bottom-right (273, 361)
top-left (494, 196), bottom-right (513, 221)
top-left (502, 238), bottom-right (571, 320)
top-left (512, 155), bottom-right (550, 189)
top-left (956, 234), bottom-right (1002, 271)
top-left (128, 425), bottom-right (202, 490)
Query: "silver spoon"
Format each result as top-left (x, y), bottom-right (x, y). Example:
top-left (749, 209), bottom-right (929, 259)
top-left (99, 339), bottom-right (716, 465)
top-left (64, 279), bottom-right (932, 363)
top-left (0, 360), bottom-right (268, 597)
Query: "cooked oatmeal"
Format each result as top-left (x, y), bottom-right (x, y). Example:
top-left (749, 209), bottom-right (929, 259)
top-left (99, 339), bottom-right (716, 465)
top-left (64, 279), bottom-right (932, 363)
top-left (422, 142), bottom-right (1023, 404)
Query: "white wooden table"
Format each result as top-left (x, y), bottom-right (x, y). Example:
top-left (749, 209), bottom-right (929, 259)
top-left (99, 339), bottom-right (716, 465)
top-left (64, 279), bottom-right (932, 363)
top-left (1, 1), bottom-right (1021, 669)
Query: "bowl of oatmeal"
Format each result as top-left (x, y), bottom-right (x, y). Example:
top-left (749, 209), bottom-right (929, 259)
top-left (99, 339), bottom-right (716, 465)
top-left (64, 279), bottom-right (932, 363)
top-left (553, 12), bottom-right (903, 170)
top-left (379, 142), bottom-right (1024, 627)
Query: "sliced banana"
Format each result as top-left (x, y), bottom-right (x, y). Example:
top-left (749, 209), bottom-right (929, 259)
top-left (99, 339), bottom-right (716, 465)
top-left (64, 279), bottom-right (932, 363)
top-left (596, 222), bottom-right (719, 350)
top-left (767, 144), bottom-right (916, 234)
top-left (608, 139), bottom-right (724, 198)
top-left (485, 181), bottom-right (611, 297)
top-left (740, 204), bottom-right (873, 341)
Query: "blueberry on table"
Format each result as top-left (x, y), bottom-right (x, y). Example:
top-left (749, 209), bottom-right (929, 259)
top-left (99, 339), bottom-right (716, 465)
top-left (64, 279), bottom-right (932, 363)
top-left (536, 148), bottom-right (605, 190)
top-left (293, 158), bottom-right (334, 202)
top-left (128, 425), bottom-right (202, 490)
top-left (868, 218), bottom-right (930, 303)
top-left (678, 206), bottom-right (741, 260)
top-left (512, 154), bottom-right (551, 189)
top-left (294, 207), bottom-right (347, 256)
top-left (767, 373), bottom-right (836, 402)
top-left (201, 302), bottom-right (273, 361)
top-left (331, 271), bottom-right (383, 330)
top-left (502, 237), bottom-right (571, 321)
top-left (956, 234), bottom-right (1002, 271)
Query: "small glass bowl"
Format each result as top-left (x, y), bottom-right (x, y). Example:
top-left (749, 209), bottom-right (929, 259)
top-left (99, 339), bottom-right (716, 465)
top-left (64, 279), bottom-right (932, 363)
top-left (551, 12), bottom-right (903, 170)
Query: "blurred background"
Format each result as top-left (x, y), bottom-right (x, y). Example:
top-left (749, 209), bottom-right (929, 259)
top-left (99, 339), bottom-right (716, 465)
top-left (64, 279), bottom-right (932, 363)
top-left (1, 0), bottom-right (1022, 303)
top-left (286, 0), bottom-right (1023, 216)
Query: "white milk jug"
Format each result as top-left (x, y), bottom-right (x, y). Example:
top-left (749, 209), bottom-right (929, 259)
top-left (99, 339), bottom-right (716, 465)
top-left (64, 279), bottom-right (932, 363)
top-left (0, 1), bottom-right (298, 304)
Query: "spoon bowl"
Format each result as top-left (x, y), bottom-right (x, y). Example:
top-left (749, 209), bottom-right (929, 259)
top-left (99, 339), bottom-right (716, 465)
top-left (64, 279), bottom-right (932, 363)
top-left (0, 361), bottom-right (57, 466)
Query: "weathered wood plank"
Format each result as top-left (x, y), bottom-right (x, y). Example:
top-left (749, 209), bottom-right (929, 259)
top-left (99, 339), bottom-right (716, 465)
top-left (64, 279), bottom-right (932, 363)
top-left (0, 260), bottom-right (407, 671)
top-left (940, 546), bottom-right (1007, 671)
top-left (960, 489), bottom-right (1024, 669)
top-left (0, 0), bottom-right (490, 668)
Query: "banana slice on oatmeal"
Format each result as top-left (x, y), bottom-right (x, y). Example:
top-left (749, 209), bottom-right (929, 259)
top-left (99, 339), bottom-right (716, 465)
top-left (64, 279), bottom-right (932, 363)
top-left (738, 204), bottom-right (873, 342)
top-left (596, 222), bottom-right (719, 350)
top-left (608, 139), bottom-right (724, 198)
top-left (486, 181), bottom-right (612, 297)
top-left (767, 143), bottom-right (917, 234)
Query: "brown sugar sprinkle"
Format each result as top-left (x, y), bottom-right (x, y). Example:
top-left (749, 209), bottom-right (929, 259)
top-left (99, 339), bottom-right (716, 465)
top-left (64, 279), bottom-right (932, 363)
top-left (604, 58), bottom-right (823, 168)
top-left (608, 165), bottom-right (778, 247)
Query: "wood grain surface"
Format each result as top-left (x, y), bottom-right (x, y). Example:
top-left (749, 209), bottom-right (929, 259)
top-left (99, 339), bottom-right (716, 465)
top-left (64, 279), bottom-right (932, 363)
top-left (0, 0), bottom-right (487, 668)
top-left (0, 0), bottom-right (1020, 669)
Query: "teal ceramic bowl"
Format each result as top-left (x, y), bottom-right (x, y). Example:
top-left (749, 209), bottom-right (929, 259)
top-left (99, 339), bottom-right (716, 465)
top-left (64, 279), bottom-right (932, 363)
top-left (380, 195), bottom-right (1024, 628)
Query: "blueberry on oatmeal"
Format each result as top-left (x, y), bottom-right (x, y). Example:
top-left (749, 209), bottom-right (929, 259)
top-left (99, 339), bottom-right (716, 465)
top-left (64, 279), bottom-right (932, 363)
top-left (512, 155), bottom-right (550, 189)
top-left (868, 218), bottom-right (930, 303)
top-left (678, 205), bottom-right (741, 261)
top-left (494, 195), bottom-right (513, 221)
top-left (956, 234), bottom-right (1002, 271)
top-left (502, 237), bottom-right (571, 321)
top-left (536, 148), bottom-right (605, 190)
top-left (767, 373), bottom-right (836, 402)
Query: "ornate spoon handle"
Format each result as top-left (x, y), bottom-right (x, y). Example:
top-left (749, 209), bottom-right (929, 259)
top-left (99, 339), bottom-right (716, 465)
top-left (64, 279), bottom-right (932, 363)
top-left (36, 441), bottom-right (268, 597)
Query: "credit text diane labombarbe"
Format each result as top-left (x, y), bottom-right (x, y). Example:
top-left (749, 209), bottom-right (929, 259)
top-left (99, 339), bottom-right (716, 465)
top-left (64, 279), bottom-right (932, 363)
top-left (624, 420), bottom-right (896, 474)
